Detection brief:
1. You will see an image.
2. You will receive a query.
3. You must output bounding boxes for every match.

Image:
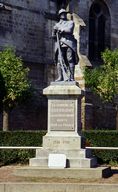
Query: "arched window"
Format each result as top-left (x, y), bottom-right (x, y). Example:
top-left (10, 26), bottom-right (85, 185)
top-left (89, 1), bottom-right (110, 65)
top-left (57, 0), bottom-right (69, 10)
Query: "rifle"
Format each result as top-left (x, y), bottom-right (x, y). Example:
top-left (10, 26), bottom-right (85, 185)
top-left (56, 32), bottom-right (69, 81)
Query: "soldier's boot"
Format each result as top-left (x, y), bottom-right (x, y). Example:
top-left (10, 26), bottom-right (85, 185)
top-left (69, 66), bottom-right (75, 81)
top-left (55, 64), bottom-right (63, 82)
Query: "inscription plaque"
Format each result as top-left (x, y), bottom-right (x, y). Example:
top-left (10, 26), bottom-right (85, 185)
top-left (50, 100), bottom-right (75, 131)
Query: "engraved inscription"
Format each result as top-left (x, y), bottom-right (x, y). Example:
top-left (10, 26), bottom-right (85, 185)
top-left (50, 100), bottom-right (75, 131)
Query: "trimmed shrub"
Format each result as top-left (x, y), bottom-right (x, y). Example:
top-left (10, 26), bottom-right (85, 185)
top-left (0, 130), bottom-right (118, 165)
top-left (83, 130), bottom-right (118, 164)
top-left (0, 131), bottom-right (46, 165)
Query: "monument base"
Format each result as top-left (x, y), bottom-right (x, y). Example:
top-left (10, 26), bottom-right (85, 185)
top-left (14, 133), bottom-right (111, 179)
top-left (30, 150), bottom-right (97, 168)
top-left (30, 83), bottom-right (97, 168)
top-left (30, 134), bottom-right (97, 168)
top-left (14, 82), bottom-right (111, 179)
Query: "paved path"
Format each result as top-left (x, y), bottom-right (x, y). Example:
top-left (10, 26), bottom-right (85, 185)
top-left (0, 166), bottom-right (118, 192)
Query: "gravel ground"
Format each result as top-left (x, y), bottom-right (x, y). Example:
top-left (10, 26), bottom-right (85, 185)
top-left (0, 165), bottom-right (118, 183)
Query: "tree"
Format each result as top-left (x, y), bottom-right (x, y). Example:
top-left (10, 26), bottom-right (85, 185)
top-left (0, 48), bottom-right (31, 131)
top-left (84, 49), bottom-right (118, 128)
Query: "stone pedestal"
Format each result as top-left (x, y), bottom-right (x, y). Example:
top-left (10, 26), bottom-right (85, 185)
top-left (30, 82), bottom-right (97, 168)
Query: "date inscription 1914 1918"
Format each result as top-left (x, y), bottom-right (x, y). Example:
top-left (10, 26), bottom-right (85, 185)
top-left (49, 100), bottom-right (75, 131)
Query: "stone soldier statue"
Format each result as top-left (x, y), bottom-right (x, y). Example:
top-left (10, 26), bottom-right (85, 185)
top-left (52, 9), bottom-right (79, 82)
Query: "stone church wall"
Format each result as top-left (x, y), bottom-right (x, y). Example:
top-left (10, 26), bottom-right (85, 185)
top-left (71, 0), bottom-right (118, 55)
top-left (71, 0), bottom-right (118, 130)
top-left (0, 0), bottom-right (117, 130)
top-left (0, 0), bottom-right (56, 130)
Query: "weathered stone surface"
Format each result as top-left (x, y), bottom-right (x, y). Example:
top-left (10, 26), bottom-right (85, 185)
top-left (36, 148), bottom-right (92, 159)
top-left (43, 136), bottom-right (83, 150)
top-left (49, 99), bottom-right (75, 131)
top-left (0, 184), bottom-right (4, 192)
top-left (14, 166), bottom-right (111, 179)
top-left (30, 156), bottom-right (97, 168)
top-left (1, 182), bottom-right (118, 192)
top-left (43, 83), bottom-right (82, 134)
top-left (30, 83), bottom-right (97, 168)
top-left (43, 82), bottom-right (81, 95)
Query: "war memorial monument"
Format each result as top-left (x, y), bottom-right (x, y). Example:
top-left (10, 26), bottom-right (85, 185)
top-left (14, 9), bottom-right (110, 180)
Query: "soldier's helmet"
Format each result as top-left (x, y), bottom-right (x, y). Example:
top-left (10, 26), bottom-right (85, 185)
top-left (58, 9), bottom-right (68, 16)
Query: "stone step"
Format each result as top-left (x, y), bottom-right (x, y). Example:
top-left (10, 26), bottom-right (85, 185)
top-left (1, 183), bottom-right (117, 192)
top-left (68, 157), bottom-right (97, 168)
top-left (30, 157), bottom-right (48, 167)
top-left (13, 166), bottom-right (111, 179)
top-left (36, 148), bottom-right (92, 158)
top-left (30, 156), bottom-right (97, 168)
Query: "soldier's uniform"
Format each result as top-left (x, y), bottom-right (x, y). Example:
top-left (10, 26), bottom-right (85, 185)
top-left (53, 9), bottom-right (79, 81)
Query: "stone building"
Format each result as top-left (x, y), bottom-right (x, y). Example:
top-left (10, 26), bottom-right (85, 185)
top-left (70, 0), bottom-right (118, 130)
top-left (0, 0), bottom-right (117, 130)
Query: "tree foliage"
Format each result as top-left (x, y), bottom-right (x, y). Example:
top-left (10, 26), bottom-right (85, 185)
top-left (0, 48), bottom-right (32, 130)
top-left (0, 47), bottom-right (31, 109)
top-left (84, 49), bottom-right (118, 102)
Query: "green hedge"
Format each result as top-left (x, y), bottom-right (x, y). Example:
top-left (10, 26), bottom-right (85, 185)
top-left (0, 131), bottom-right (46, 165)
top-left (0, 130), bottom-right (118, 165)
top-left (83, 130), bottom-right (118, 164)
